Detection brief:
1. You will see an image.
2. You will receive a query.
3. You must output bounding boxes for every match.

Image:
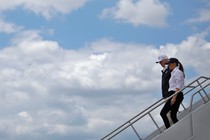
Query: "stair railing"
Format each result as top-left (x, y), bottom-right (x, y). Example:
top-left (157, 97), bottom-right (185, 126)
top-left (101, 76), bottom-right (210, 140)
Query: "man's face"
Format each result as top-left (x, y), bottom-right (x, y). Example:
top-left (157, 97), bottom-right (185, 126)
top-left (159, 59), bottom-right (167, 67)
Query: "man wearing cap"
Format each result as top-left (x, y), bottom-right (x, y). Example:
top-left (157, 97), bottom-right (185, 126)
top-left (156, 55), bottom-right (171, 99)
top-left (156, 55), bottom-right (173, 127)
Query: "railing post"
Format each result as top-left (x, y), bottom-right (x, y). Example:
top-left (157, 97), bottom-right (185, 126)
top-left (199, 91), bottom-right (207, 103)
top-left (129, 121), bottom-right (142, 140)
top-left (148, 113), bottom-right (162, 133)
top-left (190, 94), bottom-right (195, 112)
top-left (180, 102), bottom-right (186, 110)
top-left (197, 80), bottom-right (210, 100)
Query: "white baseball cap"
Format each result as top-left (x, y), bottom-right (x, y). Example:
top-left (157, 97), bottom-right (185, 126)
top-left (156, 55), bottom-right (168, 63)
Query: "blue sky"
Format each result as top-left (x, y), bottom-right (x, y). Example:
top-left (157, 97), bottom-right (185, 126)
top-left (2, 0), bottom-right (209, 49)
top-left (0, 0), bottom-right (210, 140)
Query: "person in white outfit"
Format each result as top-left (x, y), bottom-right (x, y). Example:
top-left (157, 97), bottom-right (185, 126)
top-left (160, 58), bottom-right (185, 129)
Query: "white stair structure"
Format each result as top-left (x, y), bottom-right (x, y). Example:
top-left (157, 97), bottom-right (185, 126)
top-left (101, 76), bottom-right (210, 140)
top-left (151, 99), bottom-right (210, 140)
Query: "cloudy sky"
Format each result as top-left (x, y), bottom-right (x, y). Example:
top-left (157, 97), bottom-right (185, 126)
top-left (0, 0), bottom-right (210, 140)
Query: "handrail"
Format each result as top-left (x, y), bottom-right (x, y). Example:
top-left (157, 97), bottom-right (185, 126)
top-left (189, 82), bottom-right (210, 111)
top-left (101, 76), bottom-right (210, 140)
top-left (101, 98), bottom-right (164, 140)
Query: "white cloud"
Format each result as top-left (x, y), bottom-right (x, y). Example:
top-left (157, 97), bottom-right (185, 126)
top-left (21, 0), bottom-right (87, 20)
top-left (0, 17), bottom-right (22, 33)
top-left (160, 32), bottom-right (210, 76)
top-left (0, 30), bottom-right (210, 139)
top-left (187, 8), bottom-right (210, 23)
top-left (18, 111), bottom-right (33, 123)
top-left (0, 0), bottom-right (87, 33)
top-left (0, 0), bottom-right (87, 19)
top-left (100, 0), bottom-right (170, 27)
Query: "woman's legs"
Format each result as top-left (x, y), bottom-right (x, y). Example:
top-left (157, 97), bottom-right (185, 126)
top-left (160, 100), bottom-right (171, 129)
top-left (170, 92), bottom-right (184, 124)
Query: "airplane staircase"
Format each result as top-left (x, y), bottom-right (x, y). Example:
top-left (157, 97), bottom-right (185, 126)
top-left (101, 76), bottom-right (210, 140)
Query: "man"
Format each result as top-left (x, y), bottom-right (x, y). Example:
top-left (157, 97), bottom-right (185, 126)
top-left (156, 55), bottom-right (171, 99)
top-left (156, 55), bottom-right (173, 127)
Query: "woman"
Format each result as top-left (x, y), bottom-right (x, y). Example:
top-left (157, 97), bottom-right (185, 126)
top-left (160, 58), bottom-right (185, 129)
